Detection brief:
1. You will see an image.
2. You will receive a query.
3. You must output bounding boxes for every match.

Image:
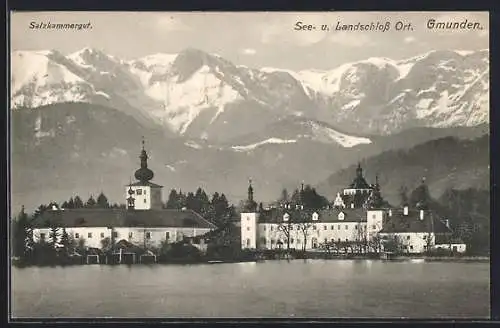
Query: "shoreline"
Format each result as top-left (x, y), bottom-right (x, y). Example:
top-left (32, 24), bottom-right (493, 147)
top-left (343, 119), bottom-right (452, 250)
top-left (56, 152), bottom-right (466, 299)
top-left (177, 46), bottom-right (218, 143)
top-left (11, 255), bottom-right (490, 268)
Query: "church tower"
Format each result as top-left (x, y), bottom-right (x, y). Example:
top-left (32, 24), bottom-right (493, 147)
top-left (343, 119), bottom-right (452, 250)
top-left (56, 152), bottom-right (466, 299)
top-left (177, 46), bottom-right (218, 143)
top-left (125, 137), bottom-right (164, 210)
top-left (241, 179), bottom-right (259, 249)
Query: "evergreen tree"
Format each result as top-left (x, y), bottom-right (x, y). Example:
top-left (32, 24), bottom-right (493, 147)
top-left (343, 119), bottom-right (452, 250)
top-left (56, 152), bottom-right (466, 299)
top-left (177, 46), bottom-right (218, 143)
top-left (12, 206), bottom-right (30, 258)
top-left (185, 192), bottom-right (196, 210)
top-left (86, 195), bottom-right (97, 208)
top-left (166, 189), bottom-right (180, 209)
top-left (74, 196), bottom-right (84, 208)
top-left (178, 191), bottom-right (187, 208)
top-left (61, 201), bottom-right (69, 209)
top-left (96, 192), bottom-right (109, 208)
top-left (60, 228), bottom-right (70, 253)
top-left (49, 226), bottom-right (61, 250)
top-left (33, 204), bottom-right (48, 218)
top-left (67, 197), bottom-right (75, 209)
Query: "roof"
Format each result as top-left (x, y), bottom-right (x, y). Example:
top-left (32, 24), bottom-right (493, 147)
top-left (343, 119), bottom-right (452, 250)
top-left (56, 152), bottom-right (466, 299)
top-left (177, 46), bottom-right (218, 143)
top-left (379, 209), bottom-right (451, 234)
top-left (259, 208), bottom-right (367, 224)
top-left (127, 181), bottom-right (163, 188)
top-left (32, 208), bottom-right (217, 229)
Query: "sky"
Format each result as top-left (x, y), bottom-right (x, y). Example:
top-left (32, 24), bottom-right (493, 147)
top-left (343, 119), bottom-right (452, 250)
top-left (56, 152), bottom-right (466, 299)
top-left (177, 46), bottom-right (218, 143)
top-left (11, 11), bottom-right (489, 70)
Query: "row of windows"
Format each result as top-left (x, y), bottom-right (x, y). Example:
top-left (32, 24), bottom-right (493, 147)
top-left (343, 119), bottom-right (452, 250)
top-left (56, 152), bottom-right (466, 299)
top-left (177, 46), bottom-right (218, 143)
top-left (134, 189), bottom-right (147, 195)
top-left (40, 231), bottom-right (172, 240)
top-left (259, 237), bottom-right (353, 245)
top-left (262, 224), bottom-right (364, 231)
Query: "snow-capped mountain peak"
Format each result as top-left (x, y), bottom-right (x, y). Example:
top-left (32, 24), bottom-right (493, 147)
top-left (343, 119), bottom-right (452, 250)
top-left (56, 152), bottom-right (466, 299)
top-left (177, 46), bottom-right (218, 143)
top-left (10, 48), bottom-right (489, 138)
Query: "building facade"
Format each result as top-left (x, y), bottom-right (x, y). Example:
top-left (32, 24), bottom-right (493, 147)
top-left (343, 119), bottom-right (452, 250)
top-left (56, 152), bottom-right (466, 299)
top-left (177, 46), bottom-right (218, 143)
top-left (241, 165), bottom-right (466, 254)
top-left (32, 139), bottom-right (216, 250)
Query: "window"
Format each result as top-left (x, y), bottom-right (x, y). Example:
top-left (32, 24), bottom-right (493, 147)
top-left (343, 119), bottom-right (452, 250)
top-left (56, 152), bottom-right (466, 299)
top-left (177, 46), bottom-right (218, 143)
top-left (40, 233), bottom-right (46, 240)
top-left (290, 226), bottom-right (293, 230)
top-left (144, 189), bottom-right (147, 195)
top-left (423, 235), bottom-right (427, 240)
top-left (129, 232), bottom-right (133, 238)
top-left (410, 246), bottom-right (414, 250)
top-left (323, 225), bottom-right (327, 230)
top-left (144, 199), bottom-right (147, 204)
top-left (165, 231), bottom-right (170, 239)
top-left (331, 238), bottom-right (335, 243)
top-left (100, 232), bottom-right (105, 238)
top-left (263, 226), bottom-right (266, 231)
top-left (345, 225), bottom-right (348, 230)
top-left (271, 239), bottom-right (275, 244)
top-left (345, 238), bottom-right (348, 242)
top-left (338, 225), bottom-right (340, 230)
top-left (290, 238), bottom-right (294, 244)
top-left (355, 225), bottom-right (358, 230)
top-left (88, 232), bottom-right (93, 238)
top-left (331, 225), bottom-right (334, 230)
top-left (407, 236), bottom-right (411, 240)
top-left (312, 238), bottom-right (318, 249)
top-left (247, 217), bottom-right (250, 221)
top-left (372, 225), bottom-right (376, 229)
top-left (313, 225), bottom-right (317, 230)
top-left (146, 232), bottom-right (151, 239)
top-left (75, 233), bottom-right (80, 239)
top-left (113, 231), bottom-right (118, 238)
top-left (338, 238), bottom-right (341, 242)
top-left (137, 189), bottom-right (142, 195)
top-left (247, 227), bottom-right (250, 231)
top-left (271, 226), bottom-right (274, 231)
top-left (246, 239), bottom-right (251, 247)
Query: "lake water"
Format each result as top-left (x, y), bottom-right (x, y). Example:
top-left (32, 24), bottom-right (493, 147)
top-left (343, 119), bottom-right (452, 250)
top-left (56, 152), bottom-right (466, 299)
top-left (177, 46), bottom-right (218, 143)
top-left (11, 260), bottom-right (490, 319)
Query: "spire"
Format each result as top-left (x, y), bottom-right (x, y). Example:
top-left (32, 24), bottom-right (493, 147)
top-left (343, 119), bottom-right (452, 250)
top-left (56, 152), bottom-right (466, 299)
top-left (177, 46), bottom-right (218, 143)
top-left (356, 162), bottom-right (363, 177)
top-left (248, 178), bottom-right (254, 202)
top-left (134, 137), bottom-right (154, 183)
top-left (243, 178), bottom-right (257, 212)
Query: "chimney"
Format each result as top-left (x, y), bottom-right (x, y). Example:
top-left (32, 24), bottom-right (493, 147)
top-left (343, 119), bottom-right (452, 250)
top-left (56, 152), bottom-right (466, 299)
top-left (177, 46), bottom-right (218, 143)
top-left (419, 210), bottom-right (424, 220)
top-left (403, 206), bottom-right (408, 216)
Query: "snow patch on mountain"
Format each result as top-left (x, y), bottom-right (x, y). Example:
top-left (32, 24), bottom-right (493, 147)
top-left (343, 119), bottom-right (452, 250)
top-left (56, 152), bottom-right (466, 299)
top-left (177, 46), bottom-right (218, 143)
top-left (231, 138), bottom-right (297, 152)
top-left (303, 121), bottom-right (372, 147)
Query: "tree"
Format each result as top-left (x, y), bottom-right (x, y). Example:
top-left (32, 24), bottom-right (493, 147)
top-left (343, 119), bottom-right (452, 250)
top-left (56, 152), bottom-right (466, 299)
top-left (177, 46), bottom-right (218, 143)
top-left (74, 196), bottom-right (84, 208)
top-left (86, 195), bottom-right (97, 208)
top-left (277, 217), bottom-right (293, 251)
top-left (48, 226), bottom-right (61, 250)
top-left (368, 235), bottom-right (383, 254)
top-left (382, 235), bottom-right (403, 254)
top-left (297, 211), bottom-right (314, 253)
top-left (166, 189), bottom-right (180, 209)
top-left (101, 237), bottom-right (111, 251)
top-left (61, 201), bottom-right (69, 209)
top-left (12, 206), bottom-right (32, 258)
top-left (60, 228), bottom-right (70, 253)
top-left (67, 197), bottom-right (75, 209)
top-left (97, 192), bottom-right (109, 208)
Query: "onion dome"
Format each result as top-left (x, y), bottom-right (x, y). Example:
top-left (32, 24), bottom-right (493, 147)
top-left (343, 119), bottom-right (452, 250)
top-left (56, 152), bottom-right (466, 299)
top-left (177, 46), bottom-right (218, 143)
top-left (134, 138), bottom-right (154, 183)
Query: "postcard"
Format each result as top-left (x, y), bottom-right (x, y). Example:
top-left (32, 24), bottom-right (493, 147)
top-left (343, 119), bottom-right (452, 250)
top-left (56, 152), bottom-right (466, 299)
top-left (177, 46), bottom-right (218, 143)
top-left (9, 11), bottom-right (490, 319)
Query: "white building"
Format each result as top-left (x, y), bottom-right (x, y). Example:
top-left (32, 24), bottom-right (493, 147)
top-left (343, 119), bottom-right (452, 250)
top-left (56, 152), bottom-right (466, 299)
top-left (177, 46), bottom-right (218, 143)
top-left (32, 139), bottom-right (216, 250)
top-left (241, 166), bottom-right (466, 254)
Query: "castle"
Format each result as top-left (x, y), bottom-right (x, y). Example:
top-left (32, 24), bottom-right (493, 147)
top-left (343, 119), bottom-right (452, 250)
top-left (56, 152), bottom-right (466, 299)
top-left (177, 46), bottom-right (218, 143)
top-left (240, 164), bottom-right (467, 254)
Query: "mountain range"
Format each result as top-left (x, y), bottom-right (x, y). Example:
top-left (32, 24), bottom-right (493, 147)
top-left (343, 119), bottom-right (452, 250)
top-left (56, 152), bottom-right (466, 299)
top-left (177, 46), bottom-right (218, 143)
top-left (11, 47), bottom-right (489, 140)
top-left (10, 47), bottom-right (490, 212)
